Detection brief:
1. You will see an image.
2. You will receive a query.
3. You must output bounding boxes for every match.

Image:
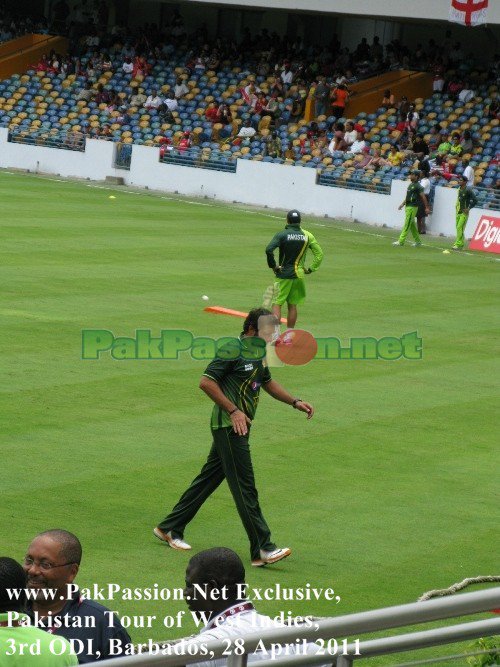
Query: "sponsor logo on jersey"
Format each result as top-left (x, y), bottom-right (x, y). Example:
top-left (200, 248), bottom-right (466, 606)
top-left (244, 363), bottom-right (254, 371)
top-left (251, 381), bottom-right (261, 391)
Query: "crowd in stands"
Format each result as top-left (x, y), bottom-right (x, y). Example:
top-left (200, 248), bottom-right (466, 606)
top-left (0, 8), bottom-right (498, 204)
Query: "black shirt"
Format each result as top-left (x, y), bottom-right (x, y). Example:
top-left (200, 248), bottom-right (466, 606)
top-left (28, 588), bottom-right (131, 663)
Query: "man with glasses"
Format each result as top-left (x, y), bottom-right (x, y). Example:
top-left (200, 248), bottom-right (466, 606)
top-left (24, 529), bottom-right (131, 663)
top-left (0, 556), bottom-right (78, 665)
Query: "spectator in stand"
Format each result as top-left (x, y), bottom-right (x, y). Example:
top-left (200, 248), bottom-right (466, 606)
top-left (399, 96), bottom-right (410, 116)
top-left (387, 144), bottom-right (405, 166)
top-left (354, 37), bottom-right (370, 61)
top-left (145, 88), bottom-right (162, 110)
top-left (348, 131), bottom-right (367, 155)
top-left (262, 93), bottom-right (279, 121)
top-left (174, 77), bottom-right (189, 99)
top-left (405, 104), bottom-right (419, 130)
top-left (458, 83), bottom-right (475, 105)
top-left (328, 122), bottom-right (347, 154)
top-left (264, 130), bottom-right (281, 158)
top-left (364, 148), bottom-right (388, 169)
top-left (270, 75), bottom-right (284, 97)
top-left (76, 81), bottom-right (94, 102)
top-left (437, 135), bottom-right (452, 156)
top-left (314, 76), bottom-right (330, 118)
top-left (254, 91), bottom-right (267, 115)
top-left (122, 56), bottom-right (133, 75)
top-left (330, 83), bottom-right (349, 120)
top-left (462, 158), bottom-right (475, 186)
top-left (371, 36), bottom-right (384, 60)
top-left (382, 89), bottom-right (395, 108)
top-left (178, 131), bottom-right (192, 151)
top-left (205, 101), bottom-right (219, 123)
top-left (433, 72), bottom-right (445, 94)
top-left (430, 154), bottom-right (454, 181)
top-left (130, 87), bottom-right (147, 108)
top-left (354, 146), bottom-right (373, 168)
top-left (280, 62), bottom-right (293, 91)
top-left (460, 130), bottom-right (474, 154)
top-left (133, 55), bottom-right (150, 78)
top-left (486, 96), bottom-right (498, 120)
top-left (236, 119), bottom-right (256, 139)
top-left (410, 133), bottom-right (429, 160)
top-left (288, 93), bottom-right (304, 122)
top-left (217, 103), bottom-right (233, 125)
top-left (94, 83), bottom-right (110, 105)
top-left (449, 133), bottom-right (463, 157)
top-left (447, 78), bottom-right (463, 101)
top-left (344, 121), bottom-right (357, 147)
top-left (242, 82), bottom-right (259, 109)
top-left (417, 169), bottom-right (431, 233)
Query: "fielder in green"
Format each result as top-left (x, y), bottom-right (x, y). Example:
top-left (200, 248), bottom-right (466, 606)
top-left (265, 210), bottom-right (323, 328)
top-left (154, 308), bottom-right (314, 567)
top-left (452, 175), bottom-right (478, 250)
top-left (393, 171), bottom-right (430, 247)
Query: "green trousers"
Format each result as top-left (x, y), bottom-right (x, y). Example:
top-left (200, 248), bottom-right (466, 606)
top-left (158, 427), bottom-right (276, 560)
top-left (454, 212), bottom-right (469, 248)
top-left (398, 205), bottom-right (421, 245)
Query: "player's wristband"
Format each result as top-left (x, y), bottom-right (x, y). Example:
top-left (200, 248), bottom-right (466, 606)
top-left (229, 408), bottom-right (239, 415)
top-left (292, 398), bottom-right (303, 408)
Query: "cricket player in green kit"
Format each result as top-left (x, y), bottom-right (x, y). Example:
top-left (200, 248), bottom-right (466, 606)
top-left (393, 171), bottom-right (430, 247)
top-left (452, 175), bottom-right (478, 250)
top-left (265, 210), bottom-right (323, 328)
top-left (154, 308), bottom-right (314, 567)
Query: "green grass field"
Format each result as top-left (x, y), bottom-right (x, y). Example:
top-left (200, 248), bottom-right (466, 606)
top-left (1, 170), bottom-right (498, 665)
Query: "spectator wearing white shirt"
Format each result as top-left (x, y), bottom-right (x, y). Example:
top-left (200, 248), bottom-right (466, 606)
top-left (280, 64), bottom-right (293, 91)
top-left (348, 131), bottom-right (367, 154)
top-left (122, 57), bottom-right (133, 74)
top-left (183, 548), bottom-right (328, 667)
top-left (236, 119), bottom-right (256, 139)
top-left (174, 78), bottom-right (189, 99)
top-left (462, 158), bottom-right (475, 187)
top-left (344, 121), bottom-right (357, 146)
top-left (144, 89), bottom-right (162, 110)
top-left (458, 85), bottom-right (475, 105)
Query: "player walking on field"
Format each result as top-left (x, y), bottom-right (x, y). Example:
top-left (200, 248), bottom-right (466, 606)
top-left (452, 175), bottom-right (478, 250)
top-left (393, 171), bottom-right (430, 247)
top-left (265, 210), bottom-right (324, 328)
top-left (154, 308), bottom-right (314, 567)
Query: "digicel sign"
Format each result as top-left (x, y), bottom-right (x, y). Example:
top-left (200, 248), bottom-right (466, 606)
top-left (468, 215), bottom-right (500, 254)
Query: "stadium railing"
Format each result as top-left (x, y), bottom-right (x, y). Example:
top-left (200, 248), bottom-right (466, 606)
top-left (160, 148), bottom-right (237, 173)
top-left (318, 171), bottom-right (391, 195)
top-left (95, 586), bottom-right (500, 666)
top-left (7, 126), bottom-right (86, 151)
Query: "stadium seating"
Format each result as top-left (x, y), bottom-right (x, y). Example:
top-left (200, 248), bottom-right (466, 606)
top-left (0, 48), bottom-right (497, 205)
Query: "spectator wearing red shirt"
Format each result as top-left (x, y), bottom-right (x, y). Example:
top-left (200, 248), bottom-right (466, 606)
top-left (205, 102), bottom-right (219, 123)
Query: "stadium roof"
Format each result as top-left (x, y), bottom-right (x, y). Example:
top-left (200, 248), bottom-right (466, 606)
top-left (175, 0), bottom-right (500, 24)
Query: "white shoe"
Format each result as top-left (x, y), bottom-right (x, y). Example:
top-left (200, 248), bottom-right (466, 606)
top-left (153, 527), bottom-right (191, 550)
top-left (392, 241), bottom-right (403, 246)
top-left (412, 242), bottom-right (422, 247)
top-left (251, 547), bottom-right (291, 567)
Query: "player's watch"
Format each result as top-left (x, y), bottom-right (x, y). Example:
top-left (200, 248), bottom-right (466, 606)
top-left (292, 398), bottom-right (303, 408)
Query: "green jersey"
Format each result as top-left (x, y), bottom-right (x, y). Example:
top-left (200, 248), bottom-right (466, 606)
top-left (266, 225), bottom-right (324, 279)
top-left (456, 186), bottom-right (478, 213)
top-left (405, 182), bottom-right (424, 206)
top-left (203, 339), bottom-right (272, 430)
top-left (0, 613), bottom-right (78, 666)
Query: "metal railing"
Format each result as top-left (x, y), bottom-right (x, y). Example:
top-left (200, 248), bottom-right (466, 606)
top-left (160, 148), bottom-right (237, 173)
top-left (7, 127), bottom-right (86, 151)
top-left (318, 171), bottom-right (391, 195)
top-left (95, 587), bottom-right (500, 667)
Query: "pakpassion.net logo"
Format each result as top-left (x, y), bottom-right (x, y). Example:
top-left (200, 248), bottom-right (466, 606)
top-left (81, 329), bottom-right (422, 363)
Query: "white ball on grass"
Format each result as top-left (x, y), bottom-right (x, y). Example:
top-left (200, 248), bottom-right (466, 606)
top-left (202, 295), bottom-right (209, 301)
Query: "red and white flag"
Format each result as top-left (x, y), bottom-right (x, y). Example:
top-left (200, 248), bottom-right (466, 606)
top-left (449, 0), bottom-right (489, 27)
